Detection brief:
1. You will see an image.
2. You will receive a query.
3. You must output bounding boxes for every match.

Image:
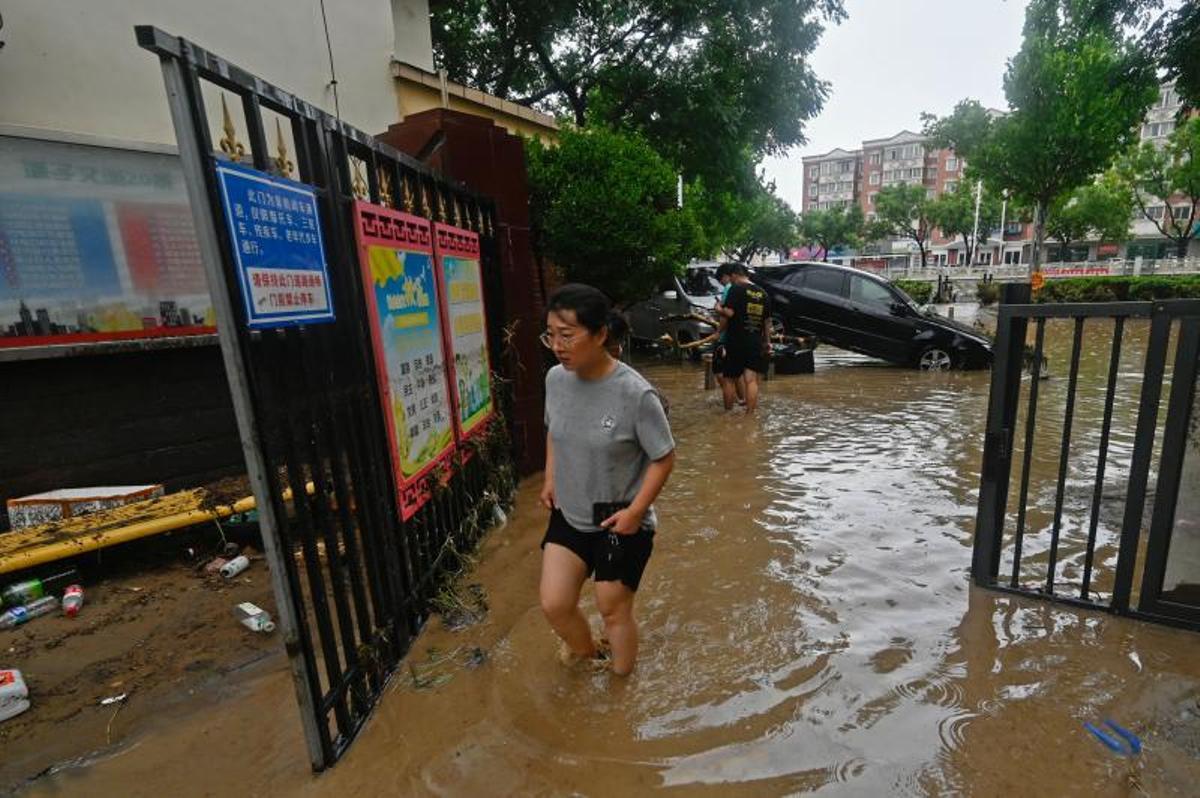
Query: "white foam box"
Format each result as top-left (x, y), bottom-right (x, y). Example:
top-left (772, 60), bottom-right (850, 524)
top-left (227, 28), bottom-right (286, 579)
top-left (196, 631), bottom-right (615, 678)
top-left (0, 669), bottom-right (29, 723)
top-left (6, 485), bottom-right (165, 530)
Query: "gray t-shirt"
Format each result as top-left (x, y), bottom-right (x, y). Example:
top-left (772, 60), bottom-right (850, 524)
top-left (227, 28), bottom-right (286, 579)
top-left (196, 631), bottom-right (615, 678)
top-left (545, 361), bottom-right (675, 532)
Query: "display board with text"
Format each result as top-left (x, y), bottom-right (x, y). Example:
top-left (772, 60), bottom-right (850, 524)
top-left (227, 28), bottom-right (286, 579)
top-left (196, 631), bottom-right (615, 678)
top-left (353, 202), bottom-right (457, 520)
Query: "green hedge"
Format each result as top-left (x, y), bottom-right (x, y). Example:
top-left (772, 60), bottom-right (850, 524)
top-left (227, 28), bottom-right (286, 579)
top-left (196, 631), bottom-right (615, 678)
top-left (894, 279), bottom-right (934, 304)
top-left (976, 281), bottom-right (1001, 306)
top-left (1035, 275), bottom-right (1200, 303)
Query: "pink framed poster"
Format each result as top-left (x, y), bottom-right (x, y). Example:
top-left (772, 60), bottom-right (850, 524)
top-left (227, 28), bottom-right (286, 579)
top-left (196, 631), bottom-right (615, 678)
top-left (433, 223), bottom-right (495, 444)
top-left (352, 201), bottom-right (456, 520)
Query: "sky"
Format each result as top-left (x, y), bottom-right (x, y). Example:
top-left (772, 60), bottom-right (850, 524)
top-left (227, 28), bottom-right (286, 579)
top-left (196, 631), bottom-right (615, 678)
top-left (763, 0), bottom-right (1030, 210)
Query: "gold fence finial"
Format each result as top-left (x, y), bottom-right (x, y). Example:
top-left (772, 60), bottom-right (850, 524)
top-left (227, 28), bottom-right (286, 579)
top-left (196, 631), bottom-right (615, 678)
top-left (400, 174), bottom-right (414, 212)
top-left (379, 169), bottom-right (394, 208)
top-left (218, 94), bottom-right (246, 160)
top-left (272, 118), bottom-right (294, 177)
top-left (350, 157), bottom-right (369, 200)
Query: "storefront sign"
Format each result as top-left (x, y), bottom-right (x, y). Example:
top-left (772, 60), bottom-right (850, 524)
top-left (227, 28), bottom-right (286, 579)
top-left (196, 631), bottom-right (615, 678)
top-left (353, 202), bottom-right (456, 520)
top-left (215, 161), bottom-right (333, 329)
top-left (434, 223), bottom-right (494, 440)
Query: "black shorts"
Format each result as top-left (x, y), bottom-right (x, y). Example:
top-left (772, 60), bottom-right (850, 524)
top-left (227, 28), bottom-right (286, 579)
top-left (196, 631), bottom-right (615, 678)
top-left (541, 509), bottom-right (655, 592)
top-left (720, 340), bottom-right (767, 378)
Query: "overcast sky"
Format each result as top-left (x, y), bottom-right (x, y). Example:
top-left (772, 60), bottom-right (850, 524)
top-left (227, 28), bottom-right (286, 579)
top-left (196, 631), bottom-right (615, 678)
top-left (763, 0), bottom-right (1030, 209)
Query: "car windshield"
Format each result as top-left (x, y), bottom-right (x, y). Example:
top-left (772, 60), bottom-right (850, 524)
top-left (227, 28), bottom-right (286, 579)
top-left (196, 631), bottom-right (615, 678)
top-left (682, 269), bottom-right (723, 297)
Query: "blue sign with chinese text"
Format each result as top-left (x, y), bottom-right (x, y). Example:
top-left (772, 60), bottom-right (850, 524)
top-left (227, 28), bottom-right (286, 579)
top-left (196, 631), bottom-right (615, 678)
top-left (215, 161), bottom-right (334, 328)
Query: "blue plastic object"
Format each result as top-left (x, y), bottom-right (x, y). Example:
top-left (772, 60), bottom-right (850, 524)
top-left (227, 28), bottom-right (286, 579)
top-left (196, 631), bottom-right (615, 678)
top-left (1084, 720), bottom-right (1142, 757)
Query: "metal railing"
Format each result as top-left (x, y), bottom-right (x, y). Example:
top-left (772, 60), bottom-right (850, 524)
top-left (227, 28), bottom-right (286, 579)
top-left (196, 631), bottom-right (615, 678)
top-left (972, 284), bottom-right (1200, 631)
top-left (870, 257), bottom-right (1200, 283)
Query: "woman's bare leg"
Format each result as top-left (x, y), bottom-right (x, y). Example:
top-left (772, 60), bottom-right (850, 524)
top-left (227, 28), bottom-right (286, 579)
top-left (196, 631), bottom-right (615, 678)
top-left (540, 543), bottom-right (597, 658)
top-left (595, 580), bottom-right (638, 676)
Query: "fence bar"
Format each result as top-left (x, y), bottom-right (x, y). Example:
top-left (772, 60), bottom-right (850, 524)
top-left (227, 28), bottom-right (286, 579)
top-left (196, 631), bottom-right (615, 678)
top-left (1010, 317), bottom-right (1047, 585)
top-left (1111, 307), bottom-right (1173, 611)
top-left (1081, 317), bottom-right (1125, 599)
top-left (1044, 317), bottom-right (1085, 594)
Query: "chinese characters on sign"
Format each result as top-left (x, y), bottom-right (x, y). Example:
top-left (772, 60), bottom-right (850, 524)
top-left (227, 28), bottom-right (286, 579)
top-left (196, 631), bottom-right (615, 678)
top-left (0, 135), bottom-right (213, 346)
top-left (353, 202), bottom-right (456, 520)
top-left (434, 224), bottom-right (494, 440)
top-left (215, 161), bottom-right (333, 329)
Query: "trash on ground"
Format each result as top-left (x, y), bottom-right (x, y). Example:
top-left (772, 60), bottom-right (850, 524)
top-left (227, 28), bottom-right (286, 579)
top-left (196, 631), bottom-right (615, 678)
top-left (2, 568), bottom-right (78, 608)
top-left (0, 669), bottom-right (30, 723)
top-left (203, 557), bottom-right (228, 575)
top-left (99, 693), bottom-right (128, 706)
top-left (0, 596), bottom-right (60, 629)
top-left (221, 542), bottom-right (242, 558)
top-left (233, 602), bottom-right (275, 633)
top-left (220, 555), bottom-right (250, 579)
top-left (6, 485), bottom-right (164, 529)
top-left (1085, 719), bottom-right (1143, 756)
top-left (492, 504), bottom-right (508, 528)
top-left (62, 585), bottom-right (84, 618)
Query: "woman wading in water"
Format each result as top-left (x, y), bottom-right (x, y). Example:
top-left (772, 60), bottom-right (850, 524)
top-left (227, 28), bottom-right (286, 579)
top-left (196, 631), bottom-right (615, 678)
top-left (539, 284), bottom-right (675, 676)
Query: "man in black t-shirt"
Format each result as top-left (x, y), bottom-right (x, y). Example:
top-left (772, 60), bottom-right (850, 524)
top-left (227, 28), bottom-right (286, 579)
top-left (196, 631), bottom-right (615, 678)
top-left (718, 264), bottom-right (770, 413)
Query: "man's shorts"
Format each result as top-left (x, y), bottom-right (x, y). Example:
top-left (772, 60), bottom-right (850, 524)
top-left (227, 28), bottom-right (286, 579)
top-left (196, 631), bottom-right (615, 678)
top-left (541, 509), bottom-right (655, 592)
top-left (719, 339), bottom-right (767, 379)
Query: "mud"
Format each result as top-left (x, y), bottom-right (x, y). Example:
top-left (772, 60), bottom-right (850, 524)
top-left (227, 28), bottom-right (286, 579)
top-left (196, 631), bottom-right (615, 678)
top-left (16, 314), bottom-right (1200, 796)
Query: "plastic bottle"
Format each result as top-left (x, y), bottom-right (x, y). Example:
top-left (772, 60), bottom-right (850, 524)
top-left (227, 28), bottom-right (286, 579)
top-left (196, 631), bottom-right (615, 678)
top-left (2, 568), bottom-right (78, 608)
top-left (219, 555), bottom-right (250, 579)
top-left (233, 602), bottom-right (275, 633)
top-left (0, 596), bottom-right (60, 629)
top-left (62, 585), bottom-right (84, 618)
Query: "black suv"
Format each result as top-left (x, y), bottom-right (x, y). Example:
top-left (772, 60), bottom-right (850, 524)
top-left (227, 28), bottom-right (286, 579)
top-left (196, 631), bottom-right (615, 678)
top-left (752, 262), bottom-right (993, 370)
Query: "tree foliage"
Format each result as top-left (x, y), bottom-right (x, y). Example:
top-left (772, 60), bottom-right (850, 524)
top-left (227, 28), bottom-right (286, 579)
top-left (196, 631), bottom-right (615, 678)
top-left (429, 0), bottom-right (845, 194)
top-left (1118, 116), bottom-right (1200, 258)
top-left (1145, 0), bottom-right (1200, 109)
top-left (1044, 172), bottom-right (1134, 256)
top-left (869, 184), bottom-right (934, 268)
top-left (923, 0), bottom-right (1157, 274)
top-left (926, 184), bottom-right (1002, 267)
top-left (525, 127), bottom-right (701, 305)
top-left (799, 205), bottom-right (863, 261)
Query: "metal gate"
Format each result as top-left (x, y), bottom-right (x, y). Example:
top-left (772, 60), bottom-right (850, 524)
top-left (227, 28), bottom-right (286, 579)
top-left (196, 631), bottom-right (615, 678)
top-left (973, 285), bottom-right (1200, 632)
top-left (137, 26), bottom-right (512, 769)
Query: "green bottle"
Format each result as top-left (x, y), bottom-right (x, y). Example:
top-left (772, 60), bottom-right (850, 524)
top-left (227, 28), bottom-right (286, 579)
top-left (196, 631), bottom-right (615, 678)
top-left (1, 568), bottom-right (78, 608)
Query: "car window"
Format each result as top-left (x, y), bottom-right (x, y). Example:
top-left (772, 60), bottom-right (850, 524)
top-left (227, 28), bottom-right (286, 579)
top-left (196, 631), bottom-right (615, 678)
top-left (805, 268), bottom-right (845, 297)
top-left (782, 270), bottom-right (807, 288)
top-left (682, 270), bottom-right (722, 297)
top-left (850, 276), bottom-right (895, 307)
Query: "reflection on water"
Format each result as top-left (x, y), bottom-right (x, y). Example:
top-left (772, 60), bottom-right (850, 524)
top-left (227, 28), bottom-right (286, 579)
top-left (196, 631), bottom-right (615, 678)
top-left (31, 323), bottom-right (1200, 796)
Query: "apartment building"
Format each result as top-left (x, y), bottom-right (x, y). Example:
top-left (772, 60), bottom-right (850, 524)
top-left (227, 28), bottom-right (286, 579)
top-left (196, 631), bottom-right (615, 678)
top-left (800, 80), bottom-right (1193, 267)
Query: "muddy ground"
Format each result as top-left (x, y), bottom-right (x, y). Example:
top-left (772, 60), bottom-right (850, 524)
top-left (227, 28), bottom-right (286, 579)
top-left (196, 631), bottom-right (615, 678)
top-left (0, 520), bottom-right (282, 794)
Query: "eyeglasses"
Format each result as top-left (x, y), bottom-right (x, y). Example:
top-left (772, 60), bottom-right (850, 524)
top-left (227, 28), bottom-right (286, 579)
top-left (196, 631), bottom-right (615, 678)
top-left (540, 330), bottom-right (580, 349)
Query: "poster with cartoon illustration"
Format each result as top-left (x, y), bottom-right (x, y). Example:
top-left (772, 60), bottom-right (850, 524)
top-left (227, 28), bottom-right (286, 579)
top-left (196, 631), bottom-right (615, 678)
top-left (353, 202), bottom-right (455, 520)
top-left (433, 223), bottom-right (494, 441)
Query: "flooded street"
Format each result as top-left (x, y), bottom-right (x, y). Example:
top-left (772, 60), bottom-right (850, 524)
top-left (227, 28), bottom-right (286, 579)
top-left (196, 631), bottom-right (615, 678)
top-left (29, 314), bottom-right (1200, 796)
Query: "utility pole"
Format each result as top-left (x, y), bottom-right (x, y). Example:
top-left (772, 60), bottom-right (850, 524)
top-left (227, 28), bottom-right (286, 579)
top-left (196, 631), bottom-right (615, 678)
top-left (997, 190), bottom-right (1007, 269)
top-left (970, 179), bottom-right (983, 267)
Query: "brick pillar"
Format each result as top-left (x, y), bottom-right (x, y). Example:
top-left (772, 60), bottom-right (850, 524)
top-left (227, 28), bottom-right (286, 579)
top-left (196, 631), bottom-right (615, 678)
top-left (379, 110), bottom-right (547, 475)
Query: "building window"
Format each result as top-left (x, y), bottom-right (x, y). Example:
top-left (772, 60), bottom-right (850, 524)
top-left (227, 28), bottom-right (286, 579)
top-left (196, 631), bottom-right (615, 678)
top-left (869, 172), bottom-right (880, 186)
top-left (1162, 88), bottom-right (1175, 108)
top-left (808, 184), bottom-right (818, 198)
top-left (944, 180), bottom-right (958, 193)
top-left (840, 160), bottom-right (853, 173)
top-left (869, 152), bottom-right (881, 165)
top-left (1004, 250), bottom-right (1022, 265)
top-left (808, 166), bottom-right (818, 178)
top-left (946, 157), bottom-right (958, 171)
top-left (886, 148), bottom-right (900, 161)
top-left (1005, 221), bottom-right (1022, 234)
top-left (1173, 205), bottom-right (1192, 220)
top-left (976, 251), bottom-right (993, 266)
top-left (868, 192), bottom-right (877, 205)
top-left (1147, 205), bottom-right (1165, 220)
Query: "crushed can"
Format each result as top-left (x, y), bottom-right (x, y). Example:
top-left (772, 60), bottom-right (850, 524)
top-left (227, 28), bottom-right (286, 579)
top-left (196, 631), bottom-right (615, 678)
top-left (0, 669), bottom-right (30, 723)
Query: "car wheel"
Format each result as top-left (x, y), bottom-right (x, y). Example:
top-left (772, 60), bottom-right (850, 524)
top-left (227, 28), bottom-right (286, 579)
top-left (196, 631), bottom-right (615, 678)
top-left (917, 346), bottom-right (954, 371)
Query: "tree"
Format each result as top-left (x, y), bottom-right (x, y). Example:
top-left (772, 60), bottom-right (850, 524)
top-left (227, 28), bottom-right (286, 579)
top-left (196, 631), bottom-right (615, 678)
top-left (1044, 172), bottom-right (1134, 259)
top-left (525, 127), bottom-right (702, 305)
top-left (429, 0), bottom-right (846, 194)
top-left (799, 205), bottom-right (863, 261)
top-left (923, 0), bottom-right (1158, 276)
top-left (1146, 0), bottom-right (1200, 109)
top-left (726, 189), bottom-right (800, 262)
top-left (1118, 116), bottom-right (1200, 259)
top-left (926, 184), bottom-right (1002, 268)
top-left (869, 184), bottom-right (934, 268)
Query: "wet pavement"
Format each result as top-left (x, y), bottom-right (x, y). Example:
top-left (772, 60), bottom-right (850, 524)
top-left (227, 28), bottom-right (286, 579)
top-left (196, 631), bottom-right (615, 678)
top-left (25, 314), bottom-right (1200, 796)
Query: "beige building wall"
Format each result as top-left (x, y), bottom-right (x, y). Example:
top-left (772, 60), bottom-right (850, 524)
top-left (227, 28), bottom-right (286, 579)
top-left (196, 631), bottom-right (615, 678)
top-left (392, 63), bottom-right (559, 142)
top-left (0, 0), bottom-right (430, 146)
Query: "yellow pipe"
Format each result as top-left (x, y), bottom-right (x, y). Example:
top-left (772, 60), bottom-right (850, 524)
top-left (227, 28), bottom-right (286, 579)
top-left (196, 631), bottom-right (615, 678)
top-left (0, 482), bottom-right (315, 576)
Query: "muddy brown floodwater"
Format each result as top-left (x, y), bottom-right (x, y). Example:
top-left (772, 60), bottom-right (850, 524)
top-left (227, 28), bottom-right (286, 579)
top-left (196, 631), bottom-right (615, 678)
top-left (24, 311), bottom-right (1200, 796)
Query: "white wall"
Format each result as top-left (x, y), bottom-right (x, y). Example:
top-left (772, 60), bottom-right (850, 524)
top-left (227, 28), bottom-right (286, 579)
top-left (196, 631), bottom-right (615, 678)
top-left (0, 0), bottom-right (433, 146)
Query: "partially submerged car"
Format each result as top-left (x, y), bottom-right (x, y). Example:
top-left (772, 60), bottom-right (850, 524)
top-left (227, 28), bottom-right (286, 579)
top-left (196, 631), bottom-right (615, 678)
top-left (627, 265), bottom-right (723, 349)
top-left (752, 261), bottom-right (993, 370)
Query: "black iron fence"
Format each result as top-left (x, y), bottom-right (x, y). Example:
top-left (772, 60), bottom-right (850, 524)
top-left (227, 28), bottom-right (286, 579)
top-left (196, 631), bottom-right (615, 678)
top-left (974, 284), bottom-right (1200, 631)
top-left (138, 26), bottom-right (514, 770)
